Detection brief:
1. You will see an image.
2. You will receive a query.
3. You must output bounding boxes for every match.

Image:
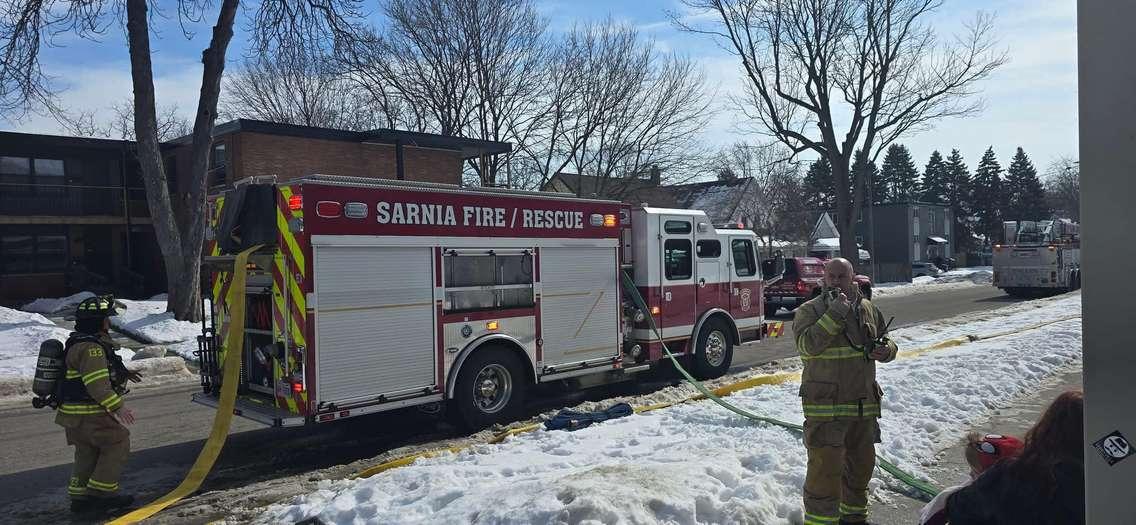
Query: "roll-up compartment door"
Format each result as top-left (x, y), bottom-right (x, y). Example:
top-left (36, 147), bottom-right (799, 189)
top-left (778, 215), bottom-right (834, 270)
top-left (539, 246), bottom-right (619, 366)
top-left (314, 245), bottom-right (436, 405)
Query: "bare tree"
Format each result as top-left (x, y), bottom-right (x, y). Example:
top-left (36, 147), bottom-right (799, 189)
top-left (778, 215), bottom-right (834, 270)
top-left (1, 0), bottom-right (364, 320)
top-left (566, 28), bottom-right (713, 199)
top-left (675, 0), bottom-right (1006, 266)
top-left (1044, 156), bottom-right (1079, 221)
top-left (339, 0), bottom-right (547, 187)
top-left (713, 142), bottom-right (807, 256)
top-left (221, 43), bottom-right (381, 131)
top-left (61, 100), bottom-right (191, 141)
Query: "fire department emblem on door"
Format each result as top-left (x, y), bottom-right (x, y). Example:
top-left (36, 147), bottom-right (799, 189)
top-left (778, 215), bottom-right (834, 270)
top-left (740, 289), bottom-right (751, 311)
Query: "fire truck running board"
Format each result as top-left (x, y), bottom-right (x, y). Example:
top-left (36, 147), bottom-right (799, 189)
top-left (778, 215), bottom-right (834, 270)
top-left (540, 362), bottom-right (651, 382)
top-left (191, 392), bottom-right (306, 428)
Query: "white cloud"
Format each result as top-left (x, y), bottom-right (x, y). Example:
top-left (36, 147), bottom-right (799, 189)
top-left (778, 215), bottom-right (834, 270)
top-left (2, 59), bottom-right (203, 137)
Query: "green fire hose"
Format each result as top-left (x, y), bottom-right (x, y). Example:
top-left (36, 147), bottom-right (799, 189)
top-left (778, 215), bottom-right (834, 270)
top-left (620, 271), bottom-right (941, 501)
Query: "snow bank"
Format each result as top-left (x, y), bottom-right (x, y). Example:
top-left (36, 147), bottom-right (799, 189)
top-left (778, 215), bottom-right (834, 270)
top-left (0, 306), bottom-right (137, 398)
top-left (260, 295), bottom-right (1082, 525)
top-left (873, 267), bottom-right (993, 298)
top-left (110, 297), bottom-right (203, 360)
top-left (20, 291), bottom-right (95, 315)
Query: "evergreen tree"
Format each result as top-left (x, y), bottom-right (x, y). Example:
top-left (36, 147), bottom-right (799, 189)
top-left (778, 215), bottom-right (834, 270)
top-left (972, 146), bottom-right (1005, 243)
top-left (920, 150), bottom-right (949, 204)
top-left (803, 157), bottom-right (835, 210)
top-left (944, 149), bottom-right (974, 251)
top-left (852, 150), bottom-right (882, 205)
top-left (1005, 147), bottom-right (1050, 220)
top-left (881, 144), bottom-right (920, 202)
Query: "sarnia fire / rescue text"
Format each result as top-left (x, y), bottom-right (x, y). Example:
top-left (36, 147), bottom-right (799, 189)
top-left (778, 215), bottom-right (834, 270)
top-left (376, 201), bottom-right (585, 229)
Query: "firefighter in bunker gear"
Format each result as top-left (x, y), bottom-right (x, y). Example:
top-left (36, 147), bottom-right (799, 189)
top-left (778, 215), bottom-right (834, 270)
top-left (793, 258), bottom-right (897, 525)
top-left (55, 295), bottom-right (141, 513)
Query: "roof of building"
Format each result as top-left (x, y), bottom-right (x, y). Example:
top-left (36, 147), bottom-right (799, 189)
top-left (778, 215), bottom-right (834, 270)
top-left (544, 172), bottom-right (756, 225)
top-left (169, 119), bottom-right (512, 158)
top-left (0, 130), bottom-right (134, 151)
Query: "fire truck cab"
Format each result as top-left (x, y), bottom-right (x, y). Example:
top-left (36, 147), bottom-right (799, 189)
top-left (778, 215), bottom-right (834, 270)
top-left (194, 175), bottom-right (767, 429)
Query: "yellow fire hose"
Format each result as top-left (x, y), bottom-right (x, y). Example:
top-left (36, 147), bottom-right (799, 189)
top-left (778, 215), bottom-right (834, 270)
top-left (108, 245), bottom-right (260, 524)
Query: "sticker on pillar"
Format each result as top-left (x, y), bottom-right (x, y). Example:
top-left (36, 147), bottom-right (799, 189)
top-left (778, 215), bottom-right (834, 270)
top-left (1093, 430), bottom-right (1134, 466)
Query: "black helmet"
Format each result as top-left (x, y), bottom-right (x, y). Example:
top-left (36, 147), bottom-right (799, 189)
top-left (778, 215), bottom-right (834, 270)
top-left (75, 295), bottom-right (119, 320)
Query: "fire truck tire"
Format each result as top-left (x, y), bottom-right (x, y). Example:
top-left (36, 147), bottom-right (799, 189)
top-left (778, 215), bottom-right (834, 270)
top-left (692, 318), bottom-right (733, 380)
top-left (450, 346), bottom-right (528, 431)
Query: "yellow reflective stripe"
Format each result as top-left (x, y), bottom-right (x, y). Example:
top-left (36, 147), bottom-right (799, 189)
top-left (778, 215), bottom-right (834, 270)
top-left (82, 368), bottom-right (110, 384)
top-left (804, 513), bottom-right (840, 524)
top-left (99, 393), bottom-right (123, 410)
top-left (803, 403), bottom-right (881, 417)
top-left (816, 313), bottom-right (841, 335)
top-left (59, 403), bottom-right (105, 415)
top-left (87, 479), bottom-right (119, 491)
top-left (800, 346), bottom-right (863, 361)
top-left (66, 369), bottom-right (82, 379)
top-left (276, 189), bottom-right (306, 271)
top-left (840, 502), bottom-right (868, 515)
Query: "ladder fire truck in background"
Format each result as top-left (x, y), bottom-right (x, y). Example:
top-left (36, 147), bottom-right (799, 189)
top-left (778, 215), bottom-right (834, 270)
top-left (993, 219), bottom-right (1082, 297)
top-left (195, 175), bottom-right (776, 429)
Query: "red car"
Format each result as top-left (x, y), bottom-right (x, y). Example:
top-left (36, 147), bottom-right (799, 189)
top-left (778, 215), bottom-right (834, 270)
top-left (762, 256), bottom-right (873, 316)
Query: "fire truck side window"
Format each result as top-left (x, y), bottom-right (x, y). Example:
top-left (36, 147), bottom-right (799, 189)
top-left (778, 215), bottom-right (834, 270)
top-left (732, 239), bottom-right (757, 277)
top-left (664, 220), bottom-right (692, 234)
top-left (444, 252), bottom-right (534, 313)
top-left (664, 239), bottom-right (692, 280)
top-left (696, 240), bottom-right (721, 258)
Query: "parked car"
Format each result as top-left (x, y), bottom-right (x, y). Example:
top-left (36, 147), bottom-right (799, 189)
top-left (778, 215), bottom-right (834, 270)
top-left (912, 262), bottom-right (943, 278)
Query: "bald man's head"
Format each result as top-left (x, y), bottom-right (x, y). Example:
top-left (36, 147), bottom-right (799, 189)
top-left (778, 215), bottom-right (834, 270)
top-left (824, 258), bottom-right (855, 296)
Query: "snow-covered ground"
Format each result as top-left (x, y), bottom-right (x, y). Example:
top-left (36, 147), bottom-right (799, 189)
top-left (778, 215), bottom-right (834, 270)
top-left (111, 295), bottom-right (204, 360)
top-left (872, 267), bottom-right (993, 299)
top-left (259, 293), bottom-right (1081, 525)
top-left (0, 293), bottom-right (201, 400)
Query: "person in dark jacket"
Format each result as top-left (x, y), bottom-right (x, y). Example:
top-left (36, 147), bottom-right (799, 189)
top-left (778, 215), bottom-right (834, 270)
top-left (946, 390), bottom-right (1085, 525)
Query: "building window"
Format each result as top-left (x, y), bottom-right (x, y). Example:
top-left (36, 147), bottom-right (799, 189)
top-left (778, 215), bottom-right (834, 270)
top-left (443, 251), bottom-right (534, 313)
top-left (696, 240), bottom-right (721, 258)
top-left (913, 242), bottom-right (921, 262)
top-left (664, 239), bottom-right (692, 280)
top-left (211, 143), bottom-right (227, 167)
top-left (732, 239), bottom-right (757, 277)
top-left (0, 156), bottom-right (31, 188)
top-left (0, 230), bottom-right (67, 274)
top-left (913, 215), bottom-right (921, 237)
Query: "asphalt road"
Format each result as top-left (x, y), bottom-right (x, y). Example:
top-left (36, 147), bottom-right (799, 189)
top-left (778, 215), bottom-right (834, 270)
top-left (0, 284), bottom-right (1026, 522)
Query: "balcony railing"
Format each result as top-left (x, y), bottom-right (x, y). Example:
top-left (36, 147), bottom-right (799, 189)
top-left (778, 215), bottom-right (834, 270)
top-left (0, 183), bottom-right (150, 218)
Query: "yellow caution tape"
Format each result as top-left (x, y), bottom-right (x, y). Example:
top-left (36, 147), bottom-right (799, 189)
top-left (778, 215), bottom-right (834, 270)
top-left (108, 244), bottom-right (261, 525)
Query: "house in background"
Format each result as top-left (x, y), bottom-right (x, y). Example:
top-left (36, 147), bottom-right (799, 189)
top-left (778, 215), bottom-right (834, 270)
top-left (543, 172), bottom-right (757, 227)
top-left (1, 120), bottom-right (510, 305)
top-left (809, 201), bottom-right (954, 283)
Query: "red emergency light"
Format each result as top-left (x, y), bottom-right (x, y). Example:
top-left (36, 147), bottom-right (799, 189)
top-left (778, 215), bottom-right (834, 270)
top-left (316, 200), bottom-right (343, 218)
top-left (288, 194), bottom-right (303, 211)
top-left (291, 381), bottom-right (303, 393)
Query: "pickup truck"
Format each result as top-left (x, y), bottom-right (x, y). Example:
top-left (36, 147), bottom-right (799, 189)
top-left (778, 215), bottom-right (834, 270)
top-left (762, 256), bottom-right (872, 315)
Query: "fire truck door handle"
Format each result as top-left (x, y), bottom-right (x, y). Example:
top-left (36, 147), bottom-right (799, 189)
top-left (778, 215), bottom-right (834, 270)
top-left (698, 278), bottom-right (706, 288)
top-left (733, 288), bottom-right (739, 296)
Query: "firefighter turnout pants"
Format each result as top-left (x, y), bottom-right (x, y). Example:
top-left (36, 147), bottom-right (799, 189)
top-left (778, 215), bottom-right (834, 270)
top-left (802, 417), bottom-right (879, 525)
top-left (59, 413), bottom-right (130, 499)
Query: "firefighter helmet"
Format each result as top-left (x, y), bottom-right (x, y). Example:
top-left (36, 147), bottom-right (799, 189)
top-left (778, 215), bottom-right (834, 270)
top-left (75, 295), bottom-right (119, 320)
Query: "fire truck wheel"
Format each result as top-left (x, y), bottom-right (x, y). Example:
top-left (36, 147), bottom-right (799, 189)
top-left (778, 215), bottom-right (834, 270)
top-left (693, 319), bottom-right (733, 380)
top-left (450, 346), bottom-right (528, 430)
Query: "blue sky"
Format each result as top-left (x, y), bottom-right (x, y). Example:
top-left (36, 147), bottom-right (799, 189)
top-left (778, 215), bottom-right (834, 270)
top-left (4, 0), bottom-right (1077, 175)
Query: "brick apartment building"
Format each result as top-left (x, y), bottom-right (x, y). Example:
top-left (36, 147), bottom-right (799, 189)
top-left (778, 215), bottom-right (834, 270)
top-left (0, 120), bottom-right (510, 305)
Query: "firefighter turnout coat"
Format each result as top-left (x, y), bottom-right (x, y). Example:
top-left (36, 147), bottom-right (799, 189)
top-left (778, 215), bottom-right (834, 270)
top-left (793, 287), bottom-right (897, 525)
top-left (54, 333), bottom-right (130, 498)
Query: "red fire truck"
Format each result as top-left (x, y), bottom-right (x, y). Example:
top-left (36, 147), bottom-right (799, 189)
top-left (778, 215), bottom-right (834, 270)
top-left (194, 175), bottom-right (773, 429)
